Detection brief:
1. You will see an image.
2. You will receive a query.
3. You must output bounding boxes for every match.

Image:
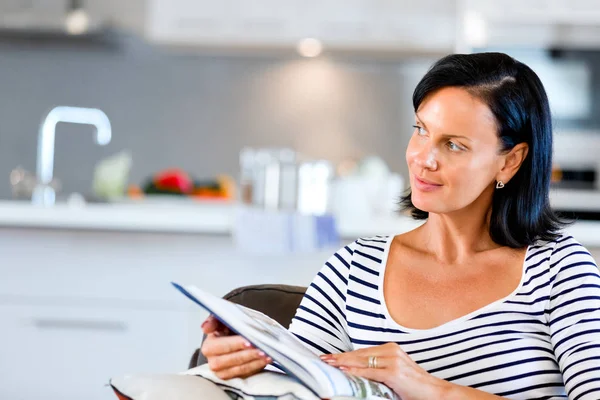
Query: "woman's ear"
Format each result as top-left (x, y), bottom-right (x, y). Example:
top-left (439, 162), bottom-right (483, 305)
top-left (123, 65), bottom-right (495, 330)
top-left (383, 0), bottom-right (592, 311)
top-left (497, 143), bottom-right (529, 184)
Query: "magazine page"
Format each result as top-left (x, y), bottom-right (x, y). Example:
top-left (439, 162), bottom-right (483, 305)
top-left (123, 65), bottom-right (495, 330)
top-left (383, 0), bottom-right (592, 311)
top-left (173, 282), bottom-right (398, 399)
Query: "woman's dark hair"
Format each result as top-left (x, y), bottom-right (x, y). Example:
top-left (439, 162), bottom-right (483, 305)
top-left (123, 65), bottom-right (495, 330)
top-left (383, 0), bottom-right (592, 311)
top-left (400, 52), bottom-right (566, 248)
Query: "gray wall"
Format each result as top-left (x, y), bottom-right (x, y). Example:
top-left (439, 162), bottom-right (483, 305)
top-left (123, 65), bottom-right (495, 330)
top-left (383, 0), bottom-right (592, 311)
top-left (0, 33), bottom-right (433, 200)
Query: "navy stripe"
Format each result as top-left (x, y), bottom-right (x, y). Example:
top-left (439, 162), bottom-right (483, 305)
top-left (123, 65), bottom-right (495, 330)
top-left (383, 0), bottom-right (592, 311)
top-left (355, 242), bottom-right (385, 252)
top-left (470, 369), bottom-right (562, 389)
top-left (416, 337), bottom-right (521, 364)
top-left (350, 260), bottom-right (379, 276)
top-left (347, 289), bottom-right (380, 305)
top-left (519, 279), bottom-right (552, 296)
top-left (551, 318), bottom-right (600, 338)
top-left (522, 267), bottom-right (551, 287)
top-left (553, 270), bottom-right (600, 290)
top-left (293, 333), bottom-right (343, 354)
top-left (552, 256), bottom-right (596, 273)
top-left (354, 249), bottom-right (383, 263)
top-left (564, 359), bottom-right (600, 386)
top-left (506, 295), bottom-right (549, 306)
top-left (571, 343), bottom-right (600, 356)
top-left (572, 377), bottom-right (600, 394)
top-left (334, 252), bottom-right (350, 269)
top-left (444, 356), bottom-right (557, 381)
top-left (549, 308), bottom-right (600, 327)
top-left (347, 320), bottom-right (405, 334)
top-left (357, 238), bottom-right (387, 245)
top-left (547, 296), bottom-right (600, 315)
top-left (555, 329), bottom-right (600, 362)
top-left (429, 346), bottom-right (554, 375)
top-left (394, 319), bottom-right (546, 347)
top-left (550, 284), bottom-right (600, 302)
top-left (407, 329), bottom-right (547, 356)
top-left (303, 293), bottom-right (342, 328)
top-left (350, 337), bottom-right (389, 346)
top-left (317, 271), bottom-right (346, 303)
top-left (309, 282), bottom-right (345, 321)
top-left (294, 316), bottom-right (340, 340)
top-left (471, 310), bottom-right (545, 320)
top-left (296, 305), bottom-right (339, 332)
top-left (557, 235), bottom-right (574, 244)
top-left (346, 305), bottom-right (385, 319)
top-left (526, 246), bottom-right (552, 262)
top-left (344, 245), bottom-right (354, 255)
top-left (325, 261), bottom-right (348, 286)
top-left (349, 274), bottom-right (378, 290)
top-left (497, 382), bottom-right (565, 397)
top-left (525, 255), bottom-right (552, 274)
top-left (552, 242), bottom-right (585, 258)
top-left (574, 387), bottom-right (600, 400)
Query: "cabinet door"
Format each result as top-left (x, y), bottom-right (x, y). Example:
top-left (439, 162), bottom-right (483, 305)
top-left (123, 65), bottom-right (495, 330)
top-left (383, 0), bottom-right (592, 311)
top-left (0, 304), bottom-right (191, 400)
top-left (144, 0), bottom-right (456, 52)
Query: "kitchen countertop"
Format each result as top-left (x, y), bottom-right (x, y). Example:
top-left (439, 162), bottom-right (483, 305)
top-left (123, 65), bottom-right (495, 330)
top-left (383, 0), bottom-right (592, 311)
top-left (0, 200), bottom-right (598, 246)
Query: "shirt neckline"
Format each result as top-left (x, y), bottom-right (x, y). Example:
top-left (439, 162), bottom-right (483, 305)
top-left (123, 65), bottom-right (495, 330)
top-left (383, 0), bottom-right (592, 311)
top-left (376, 235), bottom-right (531, 335)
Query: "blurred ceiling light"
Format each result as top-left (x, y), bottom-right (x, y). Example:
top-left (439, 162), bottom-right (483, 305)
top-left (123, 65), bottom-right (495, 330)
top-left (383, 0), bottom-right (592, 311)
top-left (297, 38), bottom-right (323, 58)
top-left (463, 11), bottom-right (487, 47)
top-left (65, 5), bottom-right (89, 35)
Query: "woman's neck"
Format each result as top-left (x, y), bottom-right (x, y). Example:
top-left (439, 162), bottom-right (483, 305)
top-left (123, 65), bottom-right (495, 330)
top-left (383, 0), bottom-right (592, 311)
top-left (417, 205), bottom-right (500, 265)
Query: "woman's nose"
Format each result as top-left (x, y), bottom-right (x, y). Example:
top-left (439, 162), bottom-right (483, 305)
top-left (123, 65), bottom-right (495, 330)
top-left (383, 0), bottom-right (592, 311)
top-left (414, 145), bottom-right (439, 171)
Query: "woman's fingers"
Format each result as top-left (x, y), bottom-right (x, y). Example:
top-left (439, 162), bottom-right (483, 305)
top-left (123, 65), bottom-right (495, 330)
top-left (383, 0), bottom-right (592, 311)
top-left (201, 334), bottom-right (252, 357)
top-left (214, 358), bottom-right (271, 380)
top-left (201, 315), bottom-right (230, 336)
top-left (208, 348), bottom-right (271, 372)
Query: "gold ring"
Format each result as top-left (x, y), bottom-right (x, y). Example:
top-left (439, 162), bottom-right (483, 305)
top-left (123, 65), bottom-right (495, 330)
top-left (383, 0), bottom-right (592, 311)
top-left (368, 355), bottom-right (378, 368)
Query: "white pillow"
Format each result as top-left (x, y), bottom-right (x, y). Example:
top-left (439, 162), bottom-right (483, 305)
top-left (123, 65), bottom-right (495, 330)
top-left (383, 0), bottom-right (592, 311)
top-left (185, 364), bottom-right (319, 399)
top-left (110, 364), bottom-right (321, 400)
top-left (110, 373), bottom-right (231, 400)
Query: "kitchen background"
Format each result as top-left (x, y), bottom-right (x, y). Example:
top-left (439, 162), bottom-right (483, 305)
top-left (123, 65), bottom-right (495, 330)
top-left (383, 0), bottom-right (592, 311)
top-left (2, 1), bottom-right (600, 400)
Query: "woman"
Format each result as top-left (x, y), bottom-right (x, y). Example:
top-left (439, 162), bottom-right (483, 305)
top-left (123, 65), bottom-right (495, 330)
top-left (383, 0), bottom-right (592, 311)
top-left (201, 52), bottom-right (600, 399)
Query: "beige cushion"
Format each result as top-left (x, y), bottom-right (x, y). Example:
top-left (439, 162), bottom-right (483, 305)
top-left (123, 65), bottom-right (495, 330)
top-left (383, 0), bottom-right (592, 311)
top-left (110, 373), bottom-right (231, 400)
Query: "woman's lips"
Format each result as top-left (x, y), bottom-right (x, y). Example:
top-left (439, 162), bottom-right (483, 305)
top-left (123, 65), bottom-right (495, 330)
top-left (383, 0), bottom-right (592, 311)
top-left (413, 175), bottom-right (442, 192)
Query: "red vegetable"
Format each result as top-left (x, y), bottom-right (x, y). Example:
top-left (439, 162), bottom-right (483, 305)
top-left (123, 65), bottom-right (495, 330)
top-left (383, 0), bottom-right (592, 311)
top-left (153, 169), bottom-right (193, 194)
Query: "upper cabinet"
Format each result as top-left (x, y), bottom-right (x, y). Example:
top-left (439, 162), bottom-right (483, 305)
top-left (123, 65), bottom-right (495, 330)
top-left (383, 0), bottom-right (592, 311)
top-left (460, 0), bottom-right (600, 49)
top-left (131, 0), bottom-right (457, 54)
top-left (102, 0), bottom-right (600, 53)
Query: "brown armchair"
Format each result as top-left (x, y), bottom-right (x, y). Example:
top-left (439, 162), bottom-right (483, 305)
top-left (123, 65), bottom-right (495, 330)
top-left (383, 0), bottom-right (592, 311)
top-left (189, 284), bottom-right (308, 368)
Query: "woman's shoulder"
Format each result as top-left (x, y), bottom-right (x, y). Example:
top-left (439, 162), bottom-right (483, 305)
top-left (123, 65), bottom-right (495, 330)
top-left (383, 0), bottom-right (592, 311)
top-left (529, 233), bottom-right (590, 256)
top-left (324, 235), bottom-right (393, 274)
top-left (526, 233), bottom-right (598, 276)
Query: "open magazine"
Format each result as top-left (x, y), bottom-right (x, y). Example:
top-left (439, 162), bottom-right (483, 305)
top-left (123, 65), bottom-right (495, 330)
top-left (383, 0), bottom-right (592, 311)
top-left (172, 282), bottom-right (399, 400)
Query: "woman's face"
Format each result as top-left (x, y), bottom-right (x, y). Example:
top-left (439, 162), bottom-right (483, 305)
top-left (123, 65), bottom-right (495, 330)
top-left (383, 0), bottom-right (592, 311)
top-left (406, 87), bottom-right (504, 215)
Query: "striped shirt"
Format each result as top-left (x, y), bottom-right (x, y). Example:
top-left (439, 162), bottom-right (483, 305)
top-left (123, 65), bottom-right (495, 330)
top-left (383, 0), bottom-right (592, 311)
top-left (288, 234), bottom-right (600, 399)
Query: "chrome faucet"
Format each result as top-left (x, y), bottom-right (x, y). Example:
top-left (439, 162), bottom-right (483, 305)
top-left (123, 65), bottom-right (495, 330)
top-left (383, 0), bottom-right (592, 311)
top-left (32, 106), bottom-right (112, 205)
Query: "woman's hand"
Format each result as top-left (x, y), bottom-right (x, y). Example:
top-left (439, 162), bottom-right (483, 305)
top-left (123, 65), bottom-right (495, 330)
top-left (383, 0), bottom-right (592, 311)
top-left (320, 343), bottom-right (505, 400)
top-left (201, 315), bottom-right (272, 380)
top-left (320, 343), bottom-right (450, 400)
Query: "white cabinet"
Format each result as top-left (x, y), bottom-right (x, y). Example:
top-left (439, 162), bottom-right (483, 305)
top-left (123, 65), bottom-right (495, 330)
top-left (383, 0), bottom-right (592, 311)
top-left (0, 227), bottom-right (327, 400)
top-left (139, 0), bottom-right (456, 53)
top-left (461, 0), bottom-right (600, 48)
top-left (0, 304), bottom-right (190, 400)
top-left (464, 0), bottom-right (600, 24)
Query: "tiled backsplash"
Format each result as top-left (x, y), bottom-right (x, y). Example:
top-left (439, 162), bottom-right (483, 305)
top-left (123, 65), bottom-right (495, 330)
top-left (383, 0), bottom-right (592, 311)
top-left (0, 34), bottom-right (432, 199)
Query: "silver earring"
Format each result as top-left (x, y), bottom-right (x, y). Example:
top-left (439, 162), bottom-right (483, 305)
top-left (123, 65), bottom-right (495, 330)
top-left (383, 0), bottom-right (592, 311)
top-left (496, 181), bottom-right (505, 189)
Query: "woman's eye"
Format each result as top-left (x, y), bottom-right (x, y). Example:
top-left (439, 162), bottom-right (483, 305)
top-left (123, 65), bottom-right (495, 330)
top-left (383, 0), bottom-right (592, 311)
top-left (412, 125), bottom-right (426, 136)
top-left (447, 141), bottom-right (463, 151)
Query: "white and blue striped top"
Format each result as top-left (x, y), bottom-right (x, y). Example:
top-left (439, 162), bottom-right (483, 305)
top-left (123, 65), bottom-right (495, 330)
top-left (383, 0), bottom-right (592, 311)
top-left (288, 234), bottom-right (600, 399)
